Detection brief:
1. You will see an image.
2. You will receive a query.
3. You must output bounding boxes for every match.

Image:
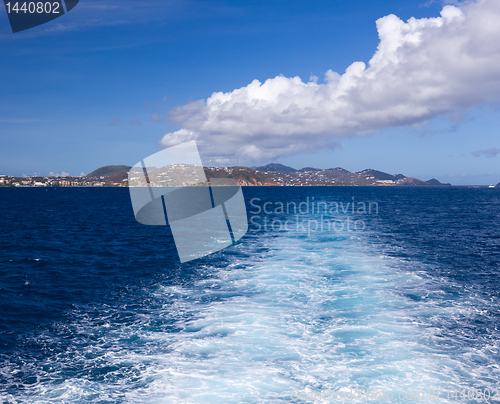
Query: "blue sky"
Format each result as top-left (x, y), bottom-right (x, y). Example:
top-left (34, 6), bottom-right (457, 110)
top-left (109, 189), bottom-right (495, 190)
top-left (1, 0), bottom-right (499, 184)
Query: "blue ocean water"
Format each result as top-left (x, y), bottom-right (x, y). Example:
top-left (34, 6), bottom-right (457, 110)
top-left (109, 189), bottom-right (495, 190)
top-left (0, 187), bottom-right (499, 403)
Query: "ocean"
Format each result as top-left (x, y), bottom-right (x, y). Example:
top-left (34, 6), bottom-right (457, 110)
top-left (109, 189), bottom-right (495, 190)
top-left (0, 187), bottom-right (499, 403)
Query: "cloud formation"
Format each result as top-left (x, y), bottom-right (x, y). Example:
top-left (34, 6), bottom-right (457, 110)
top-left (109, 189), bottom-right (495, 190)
top-left (472, 147), bottom-right (500, 157)
top-left (159, 0), bottom-right (500, 163)
top-left (150, 113), bottom-right (167, 123)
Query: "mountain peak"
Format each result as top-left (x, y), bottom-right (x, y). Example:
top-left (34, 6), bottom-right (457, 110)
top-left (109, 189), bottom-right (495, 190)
top-left (254, 163), bottom-right (297, 172)
top-left (85, 165), bottom-right (131, 178)
top-left (298, 167), bottom-right (321, 172)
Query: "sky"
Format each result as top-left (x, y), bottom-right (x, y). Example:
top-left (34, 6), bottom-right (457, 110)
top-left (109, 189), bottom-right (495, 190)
top-left (1, 0), bottom-right (499, 185)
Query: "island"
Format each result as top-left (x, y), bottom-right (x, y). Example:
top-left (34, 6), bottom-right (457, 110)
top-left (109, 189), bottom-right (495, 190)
top-left (0, 163), bottom-right (456, 187)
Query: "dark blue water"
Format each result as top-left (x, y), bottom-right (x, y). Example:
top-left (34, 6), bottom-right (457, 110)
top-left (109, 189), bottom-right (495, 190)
top-left (0, 187), bottom-right (499, 403)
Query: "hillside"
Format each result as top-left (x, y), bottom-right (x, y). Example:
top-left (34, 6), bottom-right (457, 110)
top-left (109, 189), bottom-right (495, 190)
top-left (254, 163), bottom-right (296, 173)
top-left (205, 166), bottom-right (274, 186)
top-left (427, 178), bottom-right (451, 186)
top-left (204, 164), bottom-right (446, 186)
top-left (85, 165), bottom-right (131, 183)
top-left (85, 165), bottom-right (131, 177)
top-left (81, 163), bottom-right (450, 187)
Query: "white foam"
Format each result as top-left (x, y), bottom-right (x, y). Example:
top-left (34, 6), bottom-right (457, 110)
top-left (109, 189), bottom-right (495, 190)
top-left (117, 231), bottom-right (499, 403)
top-left (8, 226), bottom-right (500, 403)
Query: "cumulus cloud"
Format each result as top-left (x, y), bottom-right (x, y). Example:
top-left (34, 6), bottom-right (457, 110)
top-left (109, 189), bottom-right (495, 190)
top-left (472, 147), bottom-right (500, 157)
top-left (150, 113), bottom-right (167, 123)
top-left (130, 119), bottom-right (142, 126)
top-left (158, 0), bottom-right (500, 163)
top-left (109, 119), bottom-right (120, 126)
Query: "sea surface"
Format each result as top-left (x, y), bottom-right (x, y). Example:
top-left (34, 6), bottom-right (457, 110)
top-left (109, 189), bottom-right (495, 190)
top-left (0, 187), bottom-right (499, 403)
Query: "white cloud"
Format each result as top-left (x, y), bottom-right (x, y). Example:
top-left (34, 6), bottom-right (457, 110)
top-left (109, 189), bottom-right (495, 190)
top-left (472, 147), bottom-right (500, 157)
top-left (150, 113), bottom-right (167, 123)
top-left (159, 0), bottom-right (500, 163)
top-left (158, 128), bottom-right (198, 147)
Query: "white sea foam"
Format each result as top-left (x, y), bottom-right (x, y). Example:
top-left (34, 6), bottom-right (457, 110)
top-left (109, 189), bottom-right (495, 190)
top-left (120, 231), bottom-right (499, 402)
top-left (9, 227), bottom-right (500, 403)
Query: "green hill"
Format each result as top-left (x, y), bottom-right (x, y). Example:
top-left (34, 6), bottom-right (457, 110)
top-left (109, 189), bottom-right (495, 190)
top-left (85, 165), bottom-right (131, 178)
